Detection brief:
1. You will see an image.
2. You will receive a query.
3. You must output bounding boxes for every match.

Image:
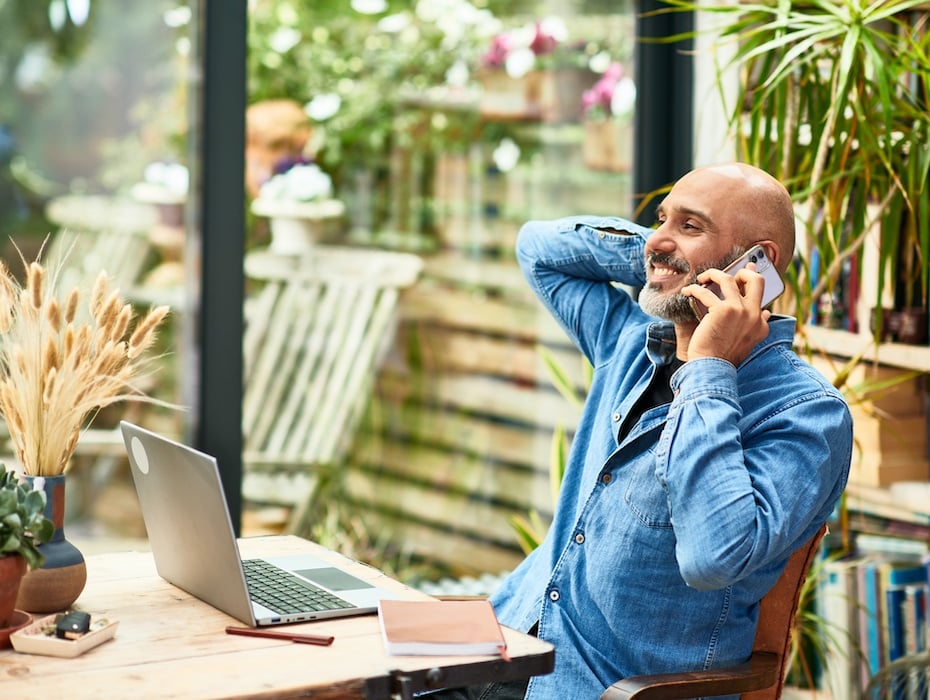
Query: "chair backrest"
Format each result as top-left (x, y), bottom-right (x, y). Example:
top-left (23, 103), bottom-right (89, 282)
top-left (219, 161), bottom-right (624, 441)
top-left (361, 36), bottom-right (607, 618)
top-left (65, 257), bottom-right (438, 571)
top-left (743, 523), bottom-right (828, 700)
top-left (44, 194), bottom-right (159, 303)
top-left (241, 245), bottom-right (422, 506)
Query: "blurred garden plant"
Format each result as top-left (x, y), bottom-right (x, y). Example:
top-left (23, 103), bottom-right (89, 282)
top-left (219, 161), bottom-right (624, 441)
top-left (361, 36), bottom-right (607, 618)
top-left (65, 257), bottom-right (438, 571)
top-left (510, 345), bottom-right (590, 554)
top-left (249, 0), bottom-right (499, 180)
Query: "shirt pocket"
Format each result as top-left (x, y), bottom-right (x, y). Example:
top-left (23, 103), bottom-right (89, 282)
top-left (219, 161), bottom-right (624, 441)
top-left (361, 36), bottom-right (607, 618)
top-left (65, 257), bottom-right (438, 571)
top-left (623, 448), bottom-right (673, 529)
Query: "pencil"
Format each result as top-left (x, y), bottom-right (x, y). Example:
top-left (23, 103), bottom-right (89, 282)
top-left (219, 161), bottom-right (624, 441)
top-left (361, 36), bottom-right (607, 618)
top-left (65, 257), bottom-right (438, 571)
top-left (225, 625), bottom-right (334, 646)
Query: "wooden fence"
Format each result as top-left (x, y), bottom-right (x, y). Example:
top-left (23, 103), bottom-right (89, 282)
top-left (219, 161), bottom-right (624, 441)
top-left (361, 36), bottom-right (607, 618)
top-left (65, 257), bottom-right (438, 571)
top-left (338, 251), bottom-right (587, 576)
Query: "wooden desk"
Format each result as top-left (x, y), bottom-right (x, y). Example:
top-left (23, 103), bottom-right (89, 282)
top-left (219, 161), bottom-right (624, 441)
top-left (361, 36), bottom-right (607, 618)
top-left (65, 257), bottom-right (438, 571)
top-left (0, 536), bottom-right (554, 699)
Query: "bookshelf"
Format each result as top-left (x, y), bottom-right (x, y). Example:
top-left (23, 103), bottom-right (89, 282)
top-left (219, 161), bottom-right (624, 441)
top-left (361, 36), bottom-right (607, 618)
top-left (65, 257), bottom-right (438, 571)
top-left (801, 326), bottom-right (930, 374)
top-left (845, 483), bottom-right (930, 533)
top-left (806, 326), bottom-right (930, 699)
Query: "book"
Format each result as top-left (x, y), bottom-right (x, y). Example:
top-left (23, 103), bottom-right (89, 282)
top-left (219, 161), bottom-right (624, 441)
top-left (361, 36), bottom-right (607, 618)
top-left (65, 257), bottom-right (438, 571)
top-left (901, 584), bottom-right (927, 656)
top-left (857, 559), bottom-right (884, 691)
top-left (378, 599), bottom-right (510, 660)
top-left (881, 562), bottom-right (928, 663)
top-left (819, 557), bottom-right (863, 699)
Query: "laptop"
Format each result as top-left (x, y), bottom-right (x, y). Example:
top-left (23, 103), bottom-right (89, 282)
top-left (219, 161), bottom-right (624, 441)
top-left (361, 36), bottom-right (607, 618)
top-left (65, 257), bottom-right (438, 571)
top-left (120, 420), bottom-right (405, 627)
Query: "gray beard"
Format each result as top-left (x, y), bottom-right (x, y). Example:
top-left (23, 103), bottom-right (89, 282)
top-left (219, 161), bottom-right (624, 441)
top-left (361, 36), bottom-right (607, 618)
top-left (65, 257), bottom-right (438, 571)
top-left (639, 284), bottom-right (698, 323)
top-left (639, 246), bottom-right (746, 323)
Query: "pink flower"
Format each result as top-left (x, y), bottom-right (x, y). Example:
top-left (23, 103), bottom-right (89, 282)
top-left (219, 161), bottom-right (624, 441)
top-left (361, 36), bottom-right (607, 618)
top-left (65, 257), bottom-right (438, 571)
top-left (582, 62), bottom-right (625, 118)
top-left (481, 34), bottom-right (513, 68)
top-left (530, 22), bottom-right (559, 56)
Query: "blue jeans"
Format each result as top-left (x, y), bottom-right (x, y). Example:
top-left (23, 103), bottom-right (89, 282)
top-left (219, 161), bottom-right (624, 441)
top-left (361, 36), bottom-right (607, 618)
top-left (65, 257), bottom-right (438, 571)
top-left (424, 678), bottom-right (529, 700)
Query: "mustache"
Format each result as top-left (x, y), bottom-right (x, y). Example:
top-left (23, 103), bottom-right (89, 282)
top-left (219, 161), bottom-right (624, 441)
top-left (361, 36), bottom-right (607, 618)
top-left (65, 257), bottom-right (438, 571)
top-left (646, 252), bottom-right (692, 274)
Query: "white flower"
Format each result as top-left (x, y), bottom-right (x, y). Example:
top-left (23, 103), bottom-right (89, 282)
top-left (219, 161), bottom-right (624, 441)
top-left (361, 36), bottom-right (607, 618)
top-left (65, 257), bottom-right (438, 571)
top-left (538, 16), bottom-right (568, 44)
top-left (352, 0), bottom-right (387, 14)
top-left (509, 23), bottom-right (537, 51)
top-left (446, 60), bottom-right (470, 87)
top-left (269, 27), bottom-right (301, 54)
top-left (505, 48), bottom-right (536, 79)
top-left (378, 12), bottom-right (410, 33)
top-left (588, 50), bottom-right (613, 74)
top-left (305, 94), bottom-right (341, 121)
top-left (610, 77), bottom-right (637, 118)
top-left (143, 161), bottom-right (189, 196)
top-left (259, 164), bottom-right (333, 202)
top-left (492, 138), bottom-right (520, 173)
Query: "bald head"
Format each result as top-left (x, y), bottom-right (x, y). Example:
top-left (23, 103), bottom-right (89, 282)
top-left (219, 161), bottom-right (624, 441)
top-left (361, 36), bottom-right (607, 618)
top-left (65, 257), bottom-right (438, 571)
top-left (677, 163), bottom-right (796, 273)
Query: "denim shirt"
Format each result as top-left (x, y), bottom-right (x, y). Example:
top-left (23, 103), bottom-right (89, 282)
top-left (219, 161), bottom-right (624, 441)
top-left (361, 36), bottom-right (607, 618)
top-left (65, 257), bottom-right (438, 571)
top-left (490, 216), bottom-right (852, 700)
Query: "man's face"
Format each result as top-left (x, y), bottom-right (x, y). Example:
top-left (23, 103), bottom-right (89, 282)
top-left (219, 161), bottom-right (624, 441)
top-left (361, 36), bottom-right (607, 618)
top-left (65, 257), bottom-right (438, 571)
top-left (639, 247), bottom-right (742, 322)
top-left (639, 169), bottom-right (748, 323)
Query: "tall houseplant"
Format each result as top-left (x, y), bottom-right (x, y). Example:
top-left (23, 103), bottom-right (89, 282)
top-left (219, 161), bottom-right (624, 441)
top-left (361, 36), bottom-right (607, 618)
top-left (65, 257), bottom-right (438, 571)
top-left (659, 0), bottom-right (930, 344)
top-left (653, 0), bottom-right (930, 690)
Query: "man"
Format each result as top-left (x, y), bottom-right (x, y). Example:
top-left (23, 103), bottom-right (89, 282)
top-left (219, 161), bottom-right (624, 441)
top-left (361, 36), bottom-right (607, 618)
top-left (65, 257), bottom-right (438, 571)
top-left (436, 163), bottom-right (852, 699)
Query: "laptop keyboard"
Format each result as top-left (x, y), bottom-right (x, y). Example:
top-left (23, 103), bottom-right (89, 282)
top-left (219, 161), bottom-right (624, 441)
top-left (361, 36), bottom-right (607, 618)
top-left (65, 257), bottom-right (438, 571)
top-left (242, 559), bottom-right (356, 615)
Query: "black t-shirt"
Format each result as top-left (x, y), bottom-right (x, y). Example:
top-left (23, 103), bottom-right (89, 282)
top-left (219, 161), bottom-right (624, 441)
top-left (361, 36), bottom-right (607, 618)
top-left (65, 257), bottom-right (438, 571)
top-left (618, 357), bottom-right (683, 441)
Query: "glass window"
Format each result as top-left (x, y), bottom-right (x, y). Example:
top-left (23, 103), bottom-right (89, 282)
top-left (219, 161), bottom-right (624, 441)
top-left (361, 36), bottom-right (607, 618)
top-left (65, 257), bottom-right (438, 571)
top-left (244, 0), bottom-right (637, 583)
top-left (0, 0), bottom-right (196, 535)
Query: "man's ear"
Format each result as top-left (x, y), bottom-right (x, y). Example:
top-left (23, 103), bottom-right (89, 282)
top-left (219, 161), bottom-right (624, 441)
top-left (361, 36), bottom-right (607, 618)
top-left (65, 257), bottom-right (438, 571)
top-left (759, 240), bottom-right (783, 272)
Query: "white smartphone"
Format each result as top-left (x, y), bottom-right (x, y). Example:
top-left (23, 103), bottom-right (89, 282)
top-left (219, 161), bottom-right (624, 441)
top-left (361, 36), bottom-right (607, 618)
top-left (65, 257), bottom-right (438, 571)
top-left (689, 244), bottom-right (785, 320)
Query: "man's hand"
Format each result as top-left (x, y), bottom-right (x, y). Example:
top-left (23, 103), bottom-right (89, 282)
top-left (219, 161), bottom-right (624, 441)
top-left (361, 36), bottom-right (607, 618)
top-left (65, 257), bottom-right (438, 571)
top-left (682, 263), bottom-right (771, 366)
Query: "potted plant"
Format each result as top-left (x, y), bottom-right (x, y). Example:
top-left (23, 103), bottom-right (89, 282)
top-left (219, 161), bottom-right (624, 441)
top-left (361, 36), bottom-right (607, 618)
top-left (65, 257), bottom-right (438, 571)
top-left (250, 161), bottom-right (347, 255)
top-left (0, 254), bottom-right (169, 612)
top-left (581, 60), bottom-right (637, 172)
top-left (248, 0), bottom-right (493, 240)
top-left (0, 464), bottom-right (53, 628)
top-left (652, 0), bottom-right (930, 689)
top-left (477, 16), bottom-right (610, 123)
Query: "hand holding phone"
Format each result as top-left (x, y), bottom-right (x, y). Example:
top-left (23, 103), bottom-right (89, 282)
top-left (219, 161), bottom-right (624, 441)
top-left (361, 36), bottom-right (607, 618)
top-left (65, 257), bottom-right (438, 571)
top-left (688, 244), bottom-right (784, 321)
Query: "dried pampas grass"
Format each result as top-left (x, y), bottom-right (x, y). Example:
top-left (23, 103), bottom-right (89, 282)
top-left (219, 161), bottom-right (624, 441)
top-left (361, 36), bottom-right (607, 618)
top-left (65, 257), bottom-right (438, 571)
top-left (0, 255), bottom-right (170, 476)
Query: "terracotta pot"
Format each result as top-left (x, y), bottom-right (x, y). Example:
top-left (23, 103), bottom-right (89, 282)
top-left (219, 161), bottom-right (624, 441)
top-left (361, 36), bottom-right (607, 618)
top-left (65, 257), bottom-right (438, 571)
top-left (476, 68), bottom-right (543, 120)
top-left (583, 119), bottom-right (633, 173)
top-left (0, 554), bottom-right (26, 627)
top-left (537, 68), bottom-right (598, 123)
top-left (16, 475), bottom-right (87, 613)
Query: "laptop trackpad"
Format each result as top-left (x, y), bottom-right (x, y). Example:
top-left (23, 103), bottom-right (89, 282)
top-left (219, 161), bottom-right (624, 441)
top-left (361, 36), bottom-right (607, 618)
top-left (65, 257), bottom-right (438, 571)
top-left (296, 567), bottom-right (374, 591)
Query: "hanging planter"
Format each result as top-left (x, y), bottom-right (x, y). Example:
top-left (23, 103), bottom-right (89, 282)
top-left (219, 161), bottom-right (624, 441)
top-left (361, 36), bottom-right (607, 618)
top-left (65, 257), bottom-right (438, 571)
top-left (476, 68), bottom-right (542, 120)
top-left (580, 62), bottom-right (636, 171)
top-left (583, 119), bottom-right (633, 173)
top-left (538, 67), bottom-right (597, 124)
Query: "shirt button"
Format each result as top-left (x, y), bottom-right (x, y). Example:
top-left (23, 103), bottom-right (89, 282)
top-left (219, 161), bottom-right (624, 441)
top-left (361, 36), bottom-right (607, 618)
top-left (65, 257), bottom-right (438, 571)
top-left (598, 231), bottom-right (606, 239)
top-left (613, 412), bottom-right (621, 422)
top-left (549, 590), bottom-right (560, 602)
top-left (601, 473), bottom-right (612, 485)
top-left (574, 533), bottom-right (585, 545)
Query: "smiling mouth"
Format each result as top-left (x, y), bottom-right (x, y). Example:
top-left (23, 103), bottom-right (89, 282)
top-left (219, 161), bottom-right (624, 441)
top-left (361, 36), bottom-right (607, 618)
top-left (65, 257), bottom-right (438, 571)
top-left (650, 264), bottom-right (683, 282)
top-left (647, 255), bottom-right (690, 286)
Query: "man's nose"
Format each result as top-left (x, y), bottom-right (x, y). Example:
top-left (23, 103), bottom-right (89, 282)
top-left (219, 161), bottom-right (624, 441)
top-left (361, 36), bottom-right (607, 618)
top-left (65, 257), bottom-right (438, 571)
top-left (646, 225), bottom-right (677, 254)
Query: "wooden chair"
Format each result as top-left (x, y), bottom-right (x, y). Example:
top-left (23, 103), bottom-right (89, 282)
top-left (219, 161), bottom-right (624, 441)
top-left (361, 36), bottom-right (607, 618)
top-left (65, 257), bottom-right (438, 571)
top-left (240, 245), bottom-right (423, 523)
top-left (43, 194), bottom-right (159, 306)
top-left (600, 524), bottom-right (828, 700)
top-left (15, 195), bottom-right (163, 513)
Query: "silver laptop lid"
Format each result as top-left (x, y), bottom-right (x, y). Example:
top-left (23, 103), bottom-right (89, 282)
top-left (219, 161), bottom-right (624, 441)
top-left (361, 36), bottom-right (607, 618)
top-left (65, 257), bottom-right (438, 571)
top-left (120, 420), bottom-right (257, 626)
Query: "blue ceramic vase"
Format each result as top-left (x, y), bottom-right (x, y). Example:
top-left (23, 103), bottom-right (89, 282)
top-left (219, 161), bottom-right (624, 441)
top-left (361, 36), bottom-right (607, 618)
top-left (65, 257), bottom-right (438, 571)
top-left (16, 475), bottom-right (87, 613)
